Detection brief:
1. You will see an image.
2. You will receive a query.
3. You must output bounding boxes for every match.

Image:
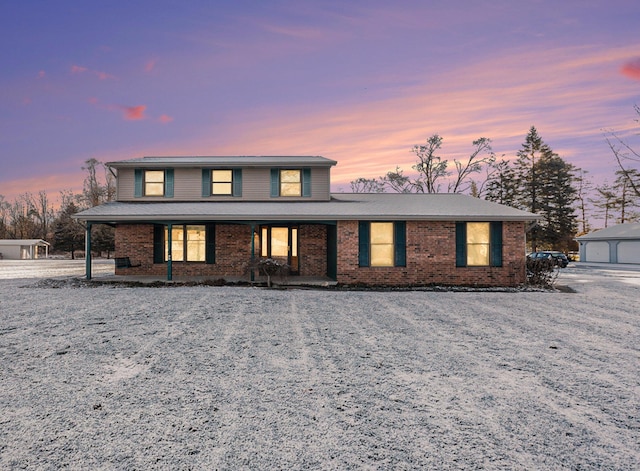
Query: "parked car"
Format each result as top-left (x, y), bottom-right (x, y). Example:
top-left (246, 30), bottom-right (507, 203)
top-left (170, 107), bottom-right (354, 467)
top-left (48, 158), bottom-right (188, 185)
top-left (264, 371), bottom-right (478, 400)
top-left (527, 251), bottom-right (569, 268)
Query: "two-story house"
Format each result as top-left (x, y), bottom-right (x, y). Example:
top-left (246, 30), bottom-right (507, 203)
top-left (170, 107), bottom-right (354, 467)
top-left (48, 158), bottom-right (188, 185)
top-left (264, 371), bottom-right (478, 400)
top-left (74, 156), bottom-right (538, 286)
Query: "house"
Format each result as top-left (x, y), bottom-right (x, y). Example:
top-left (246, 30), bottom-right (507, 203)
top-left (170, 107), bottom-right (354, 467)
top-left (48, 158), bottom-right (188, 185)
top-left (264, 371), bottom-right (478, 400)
top-left (576, 223), bottom-right (640, 264)
top-left (73, 156), bottom-right (538, 286)
top-left (0, 239), bottom-right (50, 260)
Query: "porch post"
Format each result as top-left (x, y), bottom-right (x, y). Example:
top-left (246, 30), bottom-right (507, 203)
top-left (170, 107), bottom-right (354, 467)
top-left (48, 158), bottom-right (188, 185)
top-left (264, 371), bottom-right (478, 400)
top-left (167, 223), bottom-right (173, 281)
top-left (250, 222), bottom-right (256, 282)
top-left (85, 222), bottom-right (92, 280)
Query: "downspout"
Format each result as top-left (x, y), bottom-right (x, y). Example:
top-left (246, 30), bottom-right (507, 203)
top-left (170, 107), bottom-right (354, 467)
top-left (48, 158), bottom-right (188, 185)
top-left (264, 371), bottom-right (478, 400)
top-left (85, 222), bottom-right (92, 280)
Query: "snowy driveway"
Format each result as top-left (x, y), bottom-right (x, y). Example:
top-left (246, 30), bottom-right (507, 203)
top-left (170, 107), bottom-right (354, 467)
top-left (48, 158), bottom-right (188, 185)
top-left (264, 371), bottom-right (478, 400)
top-left (0, 262), bottom-right (638, 469)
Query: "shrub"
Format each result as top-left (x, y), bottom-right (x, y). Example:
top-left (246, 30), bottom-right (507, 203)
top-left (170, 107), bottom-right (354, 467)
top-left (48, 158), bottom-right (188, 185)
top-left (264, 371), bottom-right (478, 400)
top-left (526, 257), bottom-right (558, 288)
top-left (247, 258), bottom-right (290, 287)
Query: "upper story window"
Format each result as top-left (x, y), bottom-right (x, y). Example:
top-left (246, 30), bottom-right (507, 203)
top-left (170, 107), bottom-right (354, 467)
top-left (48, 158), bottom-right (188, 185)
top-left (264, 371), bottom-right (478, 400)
top-left (212, 170), bottom-right (233, 195)
top-left (202, 169), bottom-right (242, 197)
top-left (270, 168), bottom-right (311, 197)
top-left (135, 169), bottom-right (173, 198)
top-left (280, 170), bottom-right (301, 196)
top-left (144, 170), bottom-right (165, 196)
top-left (456, 222), bottom-right (503, 267)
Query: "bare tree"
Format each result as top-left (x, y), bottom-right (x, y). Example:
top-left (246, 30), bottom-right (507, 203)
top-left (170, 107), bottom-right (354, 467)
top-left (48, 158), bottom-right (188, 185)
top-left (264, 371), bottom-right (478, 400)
top-left (411, 134), bottom-right (449, 193)
top-left (448, 138), bottom-right (495, 194)
top-left (603, 104), bottom-right (640, 198)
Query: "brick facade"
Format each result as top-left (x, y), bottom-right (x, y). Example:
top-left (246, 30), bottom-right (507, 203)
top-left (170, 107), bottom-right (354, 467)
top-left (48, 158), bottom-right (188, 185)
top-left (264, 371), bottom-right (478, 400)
top-left (114, 220), bottom-right (526, 286)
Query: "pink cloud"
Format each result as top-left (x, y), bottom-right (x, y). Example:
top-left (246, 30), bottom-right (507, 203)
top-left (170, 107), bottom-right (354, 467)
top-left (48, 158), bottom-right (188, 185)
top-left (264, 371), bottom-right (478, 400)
top-left (621, 58), bottom-right (640, 80)
top-left (145, 59), bottom-right (157, 72)
top-left (70, 64), bottom-right (115, 80)
top-left (158, 114), bottom-right (174, 123)
top-left (38, 70), bottom-right (46, 78)
top-left (121, 105), bottom-right (146, 120)
top-left (71, 64), bottom-right (88, 74)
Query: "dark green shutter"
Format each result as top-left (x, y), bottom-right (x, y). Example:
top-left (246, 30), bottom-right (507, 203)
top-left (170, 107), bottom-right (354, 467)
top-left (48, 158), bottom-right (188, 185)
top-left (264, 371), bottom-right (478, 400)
top-left (358, 221), bottom-right (370, 267)
top-left (270, 169), bottom-right (279, 197)
top-left (233, 168), bottom-right (242, 197)
top-left (394, 221), bottom-right (406, 267)
top-left (302, 168), bottom-right (311, 197)
top-left (206, 224), bottom-right (216, 264)
top-left (134, 169), bottom-right (143, 197)
top-left (165, 169), bottom-right (174, 198)
top-left (202, 169), bottom-right (211, 197)
top-left (153, 225), bottom-right (165, 263)
top-left (455, 222), bottom-right (466, 267)
top-left (490, 221), bottom-right (503, 267)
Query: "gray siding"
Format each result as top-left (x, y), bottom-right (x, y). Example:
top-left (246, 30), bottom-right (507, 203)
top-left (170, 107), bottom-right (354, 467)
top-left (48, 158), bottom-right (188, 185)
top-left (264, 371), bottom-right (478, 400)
top-left (115, 166), bottom-right (331, 201)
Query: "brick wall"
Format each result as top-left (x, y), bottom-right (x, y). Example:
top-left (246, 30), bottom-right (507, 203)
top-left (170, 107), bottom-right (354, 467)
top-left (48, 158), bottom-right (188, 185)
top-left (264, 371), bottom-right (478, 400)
top-left (114, 220), bottom-right (527, 286)
top-left (336, 220), bottom-right (526, 287)
top-left (114, 223), bottom-right (328, 279)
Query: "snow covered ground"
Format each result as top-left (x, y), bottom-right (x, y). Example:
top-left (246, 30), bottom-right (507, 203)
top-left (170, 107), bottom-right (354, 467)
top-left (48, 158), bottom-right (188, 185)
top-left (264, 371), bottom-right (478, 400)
top-left (0, 260), bottom-right (638, 469)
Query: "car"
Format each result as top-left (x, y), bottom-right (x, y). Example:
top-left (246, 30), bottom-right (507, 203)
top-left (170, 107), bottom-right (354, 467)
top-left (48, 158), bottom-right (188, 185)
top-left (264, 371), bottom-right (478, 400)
top-left (527, 251), bottom-right (569, 268)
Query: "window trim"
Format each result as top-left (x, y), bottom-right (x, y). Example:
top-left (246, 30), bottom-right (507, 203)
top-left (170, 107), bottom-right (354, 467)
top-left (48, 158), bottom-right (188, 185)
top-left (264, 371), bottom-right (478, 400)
top-left (456, 221), bottom-right (503, 267)
top-left (270, 167), bottom-right (311, 197)
top-left (202, 168), bottom-right (242, 197)
top-left (358, 221), bottom-right (406, 267)
top-left (153, 224), bottom-right (215, 264)
top-left (135, 168), bottom-right (174, 198)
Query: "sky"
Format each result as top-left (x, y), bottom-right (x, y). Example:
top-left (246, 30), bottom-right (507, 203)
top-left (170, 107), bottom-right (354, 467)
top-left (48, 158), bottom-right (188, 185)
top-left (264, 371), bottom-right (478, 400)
top-left (1, 0), bottom-right (640, 203)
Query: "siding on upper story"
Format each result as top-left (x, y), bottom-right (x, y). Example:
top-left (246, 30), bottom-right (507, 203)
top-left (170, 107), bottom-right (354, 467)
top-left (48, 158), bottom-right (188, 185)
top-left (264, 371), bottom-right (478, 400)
top-left (115, 166), bottom-right (332, 202)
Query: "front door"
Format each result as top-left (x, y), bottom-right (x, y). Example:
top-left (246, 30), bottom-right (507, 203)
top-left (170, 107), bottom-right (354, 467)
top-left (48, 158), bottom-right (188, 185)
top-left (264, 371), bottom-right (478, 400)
top-left (260, 225), bottom-right (299, 274)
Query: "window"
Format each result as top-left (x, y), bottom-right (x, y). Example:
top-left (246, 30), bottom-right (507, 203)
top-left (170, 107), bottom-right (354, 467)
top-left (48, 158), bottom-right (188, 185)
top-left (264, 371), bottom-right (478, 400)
top-left (358, 221), bottom-right (406, 267)
top-left (145, 170), bottom-right (165, 196)
top-left (212, 170), bottom-right (233, 195)
top-left (270, 168), bottom-right (311, 197)
top-left (370, 222), bottom-right (394, 267)
top-left (135, 169), bottom-right (174, 198)
top-left (456, 222), bottom-right (502, 267)
top-left (202, 169), bottom-right (242, 197)
top-left (280, 170), bottom-right (301, 196)
top-left (162, 225), bottom-right (207, 262)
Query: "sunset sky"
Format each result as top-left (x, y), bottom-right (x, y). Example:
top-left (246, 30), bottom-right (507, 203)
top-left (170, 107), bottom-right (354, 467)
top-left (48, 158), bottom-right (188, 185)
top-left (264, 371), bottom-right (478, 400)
top-left (2, 0), bottom-right (639, 203)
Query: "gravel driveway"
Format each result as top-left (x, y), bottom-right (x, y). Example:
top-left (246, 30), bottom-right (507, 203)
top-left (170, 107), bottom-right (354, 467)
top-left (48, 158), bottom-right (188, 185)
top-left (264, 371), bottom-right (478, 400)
top-left (0, 261), bottom-right (638, 469)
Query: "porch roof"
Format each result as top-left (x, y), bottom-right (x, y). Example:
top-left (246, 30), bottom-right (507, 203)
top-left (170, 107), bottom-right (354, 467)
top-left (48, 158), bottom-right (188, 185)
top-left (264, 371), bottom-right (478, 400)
top-left (74, 193), bottom-right (539, 223)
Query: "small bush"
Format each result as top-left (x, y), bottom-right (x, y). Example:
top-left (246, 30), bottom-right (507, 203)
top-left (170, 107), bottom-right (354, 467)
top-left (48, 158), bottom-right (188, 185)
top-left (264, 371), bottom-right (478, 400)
top-left (526, 257), bottom-right (558, 287)
top-left (247, 258), bottom-right (290, 287)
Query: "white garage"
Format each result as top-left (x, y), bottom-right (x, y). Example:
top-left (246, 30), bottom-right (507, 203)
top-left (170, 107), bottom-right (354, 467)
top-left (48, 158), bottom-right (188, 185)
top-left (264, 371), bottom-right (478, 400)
top-left (0, 239), bottom-right (50, 260)
top-left (576, 223), bottom-right (640, 264)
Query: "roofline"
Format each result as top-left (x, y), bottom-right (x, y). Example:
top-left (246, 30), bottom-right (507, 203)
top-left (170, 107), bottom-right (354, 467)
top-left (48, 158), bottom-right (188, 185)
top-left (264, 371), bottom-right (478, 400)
top-left (75, 214), bottom-right (538, 223)
top-left (107, 156), bottom-right (338, 168)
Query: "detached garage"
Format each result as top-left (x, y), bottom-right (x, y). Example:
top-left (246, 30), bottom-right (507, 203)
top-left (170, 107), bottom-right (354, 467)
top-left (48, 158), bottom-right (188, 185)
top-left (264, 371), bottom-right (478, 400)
top-left (576, 223), bottom-right (640, 264)
top-left (0, 239), bottom-right (50, 260)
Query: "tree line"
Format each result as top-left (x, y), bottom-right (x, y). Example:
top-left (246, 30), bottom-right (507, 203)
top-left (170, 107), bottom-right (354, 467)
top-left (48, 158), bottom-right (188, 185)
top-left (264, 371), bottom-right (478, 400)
top-left (351, 117), bottom-right (640, 252)
top-left (0, 159), bottom-right (115, 258)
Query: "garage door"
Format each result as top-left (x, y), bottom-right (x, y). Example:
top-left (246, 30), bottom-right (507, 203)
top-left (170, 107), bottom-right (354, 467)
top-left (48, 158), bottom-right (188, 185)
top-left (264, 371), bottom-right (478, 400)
top-left (617, 241), bottom-right (640, 263)
top-left (585, 241), bottom-right (609, 262)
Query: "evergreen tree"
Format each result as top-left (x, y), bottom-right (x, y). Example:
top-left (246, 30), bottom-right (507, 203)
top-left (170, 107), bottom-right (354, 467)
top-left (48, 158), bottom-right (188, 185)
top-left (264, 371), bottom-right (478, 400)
top-left (484, 159), bottom-right (519, 206)
top-left (511, 127), bottom-right (577, 251)
top-left (53, 202), bottom-right (85, 259)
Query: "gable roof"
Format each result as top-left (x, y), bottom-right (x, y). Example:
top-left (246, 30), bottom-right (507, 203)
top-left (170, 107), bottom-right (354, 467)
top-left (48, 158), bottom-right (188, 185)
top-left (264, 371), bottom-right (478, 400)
top-left (74, 193), bottom-right (539, 223)
top-left (0, 239), bottom-right (50, 246)
top-left (107, 156), bottom-right (337, 168)
top-left (576, 223), bottom-right (640, 241)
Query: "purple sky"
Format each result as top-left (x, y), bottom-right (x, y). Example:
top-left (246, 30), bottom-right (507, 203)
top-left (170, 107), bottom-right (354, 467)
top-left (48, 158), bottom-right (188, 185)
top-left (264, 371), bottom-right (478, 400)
top-left (2, 0), bottom-right (639, 203)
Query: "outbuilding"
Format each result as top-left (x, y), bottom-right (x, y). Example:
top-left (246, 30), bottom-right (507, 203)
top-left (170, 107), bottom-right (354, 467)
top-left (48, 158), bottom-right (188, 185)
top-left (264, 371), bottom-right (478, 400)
top-left (576, 223), bottom-right (640, 264)
top-left (0, 239), bottom-right (50, 260)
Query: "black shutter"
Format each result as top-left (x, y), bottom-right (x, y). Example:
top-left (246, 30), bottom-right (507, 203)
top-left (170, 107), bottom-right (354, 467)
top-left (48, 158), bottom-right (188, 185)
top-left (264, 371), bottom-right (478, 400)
top-left (394, 221), bottom-right (406, 267)
top-left (455, 222), bottom-right (466, 267)
top-left (206, 224), bottom-right (216, 264)
top-left (153, 224), bottom-right (165, 263)
top-left (490, 221), bottom-right (503, 267)
top-left (358, 221), bottom-right (370, 267)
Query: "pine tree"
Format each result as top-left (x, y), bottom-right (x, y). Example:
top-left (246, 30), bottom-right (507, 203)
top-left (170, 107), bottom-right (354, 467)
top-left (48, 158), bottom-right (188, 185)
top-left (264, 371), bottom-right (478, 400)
top-left (512, 127), bottom-right (577, 251)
